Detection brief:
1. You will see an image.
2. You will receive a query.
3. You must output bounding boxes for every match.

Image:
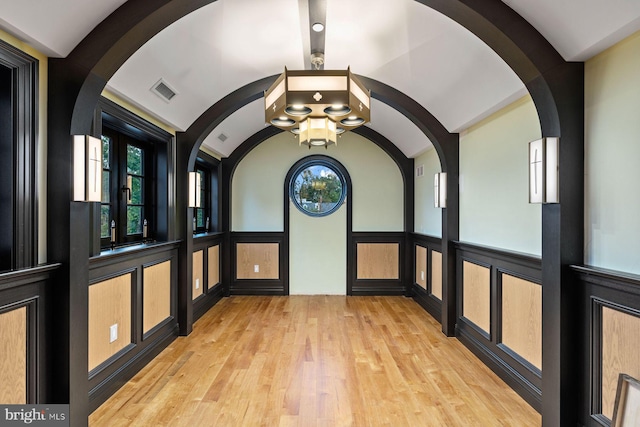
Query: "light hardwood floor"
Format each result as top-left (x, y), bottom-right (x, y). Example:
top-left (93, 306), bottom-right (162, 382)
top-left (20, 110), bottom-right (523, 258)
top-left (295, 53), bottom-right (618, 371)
top-left (89, 296), bottom-right (541, 426)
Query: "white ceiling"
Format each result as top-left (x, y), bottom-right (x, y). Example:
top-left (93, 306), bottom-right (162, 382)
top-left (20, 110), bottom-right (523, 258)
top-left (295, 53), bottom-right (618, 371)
top-left (1, 0), bottom-right (640, 158)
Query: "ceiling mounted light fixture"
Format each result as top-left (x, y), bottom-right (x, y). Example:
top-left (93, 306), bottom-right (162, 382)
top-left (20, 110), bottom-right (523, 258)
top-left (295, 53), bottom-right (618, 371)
top-left (312, 22), bottom-right (324, 32)
top-left (264, 62), bottom-right (371, 148)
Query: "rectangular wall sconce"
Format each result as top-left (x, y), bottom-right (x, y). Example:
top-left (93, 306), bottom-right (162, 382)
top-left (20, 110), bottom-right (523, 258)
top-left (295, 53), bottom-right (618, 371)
top-left (434, 172), bottom-right (447, 208)
top-left (73, 135), bottom-right (102, 202)
top-left (188, 171), bottom-right (201, 208)
top-left (529, 137), bottom-right (559, 204)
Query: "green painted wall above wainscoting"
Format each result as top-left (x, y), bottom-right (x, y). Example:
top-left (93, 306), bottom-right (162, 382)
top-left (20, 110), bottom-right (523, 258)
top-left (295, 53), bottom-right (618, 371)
top-left (459, 95), bottom-right (542, 256)
top-left (232, 131), bottom-right (404, 232)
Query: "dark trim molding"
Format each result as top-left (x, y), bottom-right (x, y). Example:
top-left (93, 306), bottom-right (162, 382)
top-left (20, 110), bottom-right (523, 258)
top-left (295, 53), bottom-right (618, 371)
top-left (87, 241), bottom-right (180, 411)
top-left (230, 232), bottom-right (287, 296)
top-left (192, 232), bottom-right (224, 321)
top-left (0, 263), bottom-right (59, 404)
top-left (350, 232), bottom-right (406, 296)
top-left (0, 39), bottom-right (39, 271)
top-left (411, 233), bottom-right (443, 321)
top-left (49, 1), bottom-right (583, 424)
top-left (572, 265), bottom-right (640, 426)
top-left (455, 242), bottom-right (543, 412)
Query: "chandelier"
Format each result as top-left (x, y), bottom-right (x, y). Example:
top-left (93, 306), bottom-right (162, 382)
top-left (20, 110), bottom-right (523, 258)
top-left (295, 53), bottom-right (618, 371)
top-left (264, 63), bottom-right (370, 148)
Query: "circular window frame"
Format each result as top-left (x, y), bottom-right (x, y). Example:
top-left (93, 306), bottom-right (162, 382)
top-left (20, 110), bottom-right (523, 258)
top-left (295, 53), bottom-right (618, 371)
top-left (288, 156), bottom-right (348, 218)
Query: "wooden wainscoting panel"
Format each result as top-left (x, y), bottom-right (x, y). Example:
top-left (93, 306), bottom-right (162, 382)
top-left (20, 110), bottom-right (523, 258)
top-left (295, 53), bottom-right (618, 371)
top-left (0, 306), bottom-right (27, 404)
top-left (501, 274), bottom-right (542, 370)
top-left (193, 251), bottom-right (204, 300)
top-left (89, 274), bottom-right (132, 371)
top-left (208, 245), bottom-right (220, 289)
top-left (236, 243), bottom-right (279, 279)
top-left (143, 260), bottom-right (171, 334)
top-left (415, 246), bottom-right (427, 289)
top-left (462, 261), bottom-right (491, 334)
top-left (356, 243), bottom-right (399, 279)
top-left (431, 251), bottom-right (443, 300)
top-left (602, 307), bottom-right (640, 419)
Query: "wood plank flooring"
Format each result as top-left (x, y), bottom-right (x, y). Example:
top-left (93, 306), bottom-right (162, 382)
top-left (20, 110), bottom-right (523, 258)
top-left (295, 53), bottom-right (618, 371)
top-left (89, 296), bottom-right (541, 426)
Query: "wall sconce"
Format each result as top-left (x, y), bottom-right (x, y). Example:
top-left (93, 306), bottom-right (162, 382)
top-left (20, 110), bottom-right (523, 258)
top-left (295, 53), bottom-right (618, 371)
top-left (188, 171), bottom-right (201, 208)
top-left (73, 135), bottom-right (102, 202)
top-left (434, 172), bottom-right (447, 208)
top-left (529, 137), bottom-right (559, 204)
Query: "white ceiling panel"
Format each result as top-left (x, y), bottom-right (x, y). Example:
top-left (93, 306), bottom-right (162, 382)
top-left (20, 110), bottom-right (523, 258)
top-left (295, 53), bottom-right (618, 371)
top-left (367, 99), bottom-right (433, 158)
top-left (502, 0), bottom-right (640, 61)
top-left (201, 99), bottom-right (267, 158)
top-left (0, 0), bottom-right (127, 57)
top-left (1, 0), bottom-right (640, 158)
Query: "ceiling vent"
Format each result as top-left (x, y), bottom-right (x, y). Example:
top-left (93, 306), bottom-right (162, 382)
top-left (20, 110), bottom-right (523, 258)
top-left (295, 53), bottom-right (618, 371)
top-left (416, 164), bottom-right (424, 177)
top-left (151, 79), bottom-right (177, 102)
top-left (217, 133), bottom-right (228, 143)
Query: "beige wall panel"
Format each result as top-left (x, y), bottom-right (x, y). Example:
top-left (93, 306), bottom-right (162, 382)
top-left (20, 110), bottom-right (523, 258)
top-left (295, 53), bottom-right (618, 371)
top-left (143, 261), bottom-right (171, 334)
top-left (89, 274), bottom-right (132, 371)
top-left (193, 250), bottom-right (204, 300)
top-left (415, 246), bottom-right (427, 289)
top-left (462, 261), bottom-right (490, 333)
top-left (208, 245), bottom-right (220, 289)
top-left (431, 251), bottom-right (443, 300)
top-left (0, 306), bottom-right (27, 404)
top-left (602, 307), bottom-right (640, 419)
top-left (236, 243), bottom-right (279, 279)
top-left (357, 243), bottom-right (399, 280)
top-left (501, 274), bottom-right (542, 370)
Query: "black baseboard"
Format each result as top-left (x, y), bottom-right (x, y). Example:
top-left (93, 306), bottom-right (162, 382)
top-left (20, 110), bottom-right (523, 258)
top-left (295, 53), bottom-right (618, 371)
top-left (456, 326), bottom-right (541, 413)
top-left (88, 324), bottom-right (179, 412)
top-left (193, 284), bottom-right (224, 322)
top-left (411, 283), bottom-right (441, 323)
top-left (350, 285), bottom-right (405, 296)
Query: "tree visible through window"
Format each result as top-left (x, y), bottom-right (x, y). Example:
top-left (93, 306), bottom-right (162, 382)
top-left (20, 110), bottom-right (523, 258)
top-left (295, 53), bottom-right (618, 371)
top-left (101, 126), bottom-right (153, 247)
top-left (290, 161), bottom-right (346, 217)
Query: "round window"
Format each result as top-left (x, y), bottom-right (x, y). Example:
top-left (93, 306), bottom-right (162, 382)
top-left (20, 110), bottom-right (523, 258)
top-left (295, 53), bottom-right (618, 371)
top-left (290, 159), bottom-right (347, 217)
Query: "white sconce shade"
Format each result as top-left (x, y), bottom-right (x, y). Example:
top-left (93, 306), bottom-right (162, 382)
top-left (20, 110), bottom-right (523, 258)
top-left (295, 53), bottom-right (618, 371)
top-left (188, 171), bottom-right (201, 208)
top-left (529, 137), bottom-right (559, 204)
top-left (434, 172), bottom-right (447, 208)
top-left (73, 135), bottom-right (102, 202)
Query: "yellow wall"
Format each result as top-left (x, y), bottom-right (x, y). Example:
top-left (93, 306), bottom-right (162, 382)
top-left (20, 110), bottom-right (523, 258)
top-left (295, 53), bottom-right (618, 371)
top-left (459, 95), bottom-right (542, 256)
top-left (585, 30), bottom-right (640, 274)
top-left (0, 30), bottom-right (48, 264)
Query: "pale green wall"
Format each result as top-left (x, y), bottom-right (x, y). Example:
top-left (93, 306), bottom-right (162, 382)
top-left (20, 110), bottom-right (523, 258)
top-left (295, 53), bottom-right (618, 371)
top-left (232, 131), bottom-right (403, 295)
top-left (232, 131), bottom-right (404, 232)
top-left (459, 95), bottom-right (542, 256)
top-left (289, 205), bottom-right (346, 294)
top-left (585, 30), bottom-right (640, 274)
top-left (414, 147), bottom-right (442, 237)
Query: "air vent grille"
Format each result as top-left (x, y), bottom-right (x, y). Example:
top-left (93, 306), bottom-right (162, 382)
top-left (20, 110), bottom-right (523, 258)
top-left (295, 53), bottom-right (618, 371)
top-left (218, 133), bottom-right (228, 142)
top-left (151, 79), bottom-right (177, 102)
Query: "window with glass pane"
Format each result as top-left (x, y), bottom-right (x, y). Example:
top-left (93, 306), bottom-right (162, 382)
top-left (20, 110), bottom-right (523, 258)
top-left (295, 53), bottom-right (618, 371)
top-left (101, 135), bottom-right (112, 238)
top-left (126, 144), bottom-right (144, 235)
top-left (100, 125), bottom-right (153, 248)
top-left (194, 167), bottom-right (208, 232)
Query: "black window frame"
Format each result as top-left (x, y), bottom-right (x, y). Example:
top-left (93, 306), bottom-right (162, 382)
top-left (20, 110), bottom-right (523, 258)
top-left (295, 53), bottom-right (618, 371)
top-left (92, 97), bottom-right (173, 253)
top-left (100, 126), bottom-right (155, 248)
top-left (194, 151), bottom-right (220, 234)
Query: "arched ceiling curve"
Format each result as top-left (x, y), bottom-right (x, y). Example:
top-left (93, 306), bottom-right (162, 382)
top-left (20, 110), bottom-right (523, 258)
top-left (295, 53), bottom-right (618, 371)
top-left (2, 0), bottom-right (640, 157)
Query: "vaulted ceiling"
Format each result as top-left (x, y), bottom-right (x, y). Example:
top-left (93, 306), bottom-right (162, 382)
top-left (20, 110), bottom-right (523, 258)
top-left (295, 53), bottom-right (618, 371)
top-left (2, 0), bottom-right (640, 158)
